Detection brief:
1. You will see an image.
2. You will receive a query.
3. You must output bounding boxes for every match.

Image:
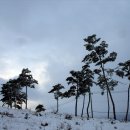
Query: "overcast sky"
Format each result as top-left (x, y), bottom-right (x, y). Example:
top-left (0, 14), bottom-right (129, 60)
top-left (0, 0), bottom-right (130, 117)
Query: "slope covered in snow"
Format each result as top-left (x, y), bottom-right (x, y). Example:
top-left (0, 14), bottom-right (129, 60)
top-left (0, 107), bottom-right (130, 130)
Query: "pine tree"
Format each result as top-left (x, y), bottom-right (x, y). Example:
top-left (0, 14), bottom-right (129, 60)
top-left (95, 68), bottom-right (118, 118)
top-left (116, 60), bottom-right (130, 121)
top-left (35, 104), bottom-right (46, 112)
top-left (0, 79), bottom-right (26, 108)
top-left (66, 70), bottom-right (82, 116)
top-left (48, 84), bottom-right (64, 113)
top-left (18, 68), bottom-right (38, 109)
top-left (1, 81), bottom-right (13, 108)
top-left (83, 34), bottom-right (117, 120)
top-left (80, 64), bottom-right (94, 118)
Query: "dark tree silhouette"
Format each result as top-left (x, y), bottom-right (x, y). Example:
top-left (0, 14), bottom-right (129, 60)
top-left (0, 79), bottom-right (26, 109)
top-left (95, 68), bottom-right (118, 118)
top-left (48, 84), bottom-right (64, 113)
top-left (1, 81), bottom-right (13, 108)
top-left (35, 104), bottom-right (46, 112)
top-left (18, 68), bottom-right (38, 109)
top-left (116, 60), bottom-right (130, 121)
top-left (66, 69), bottom-right (93, 117)
top-left (83, 34), bottom-right (117, 120)
top-left (66, 70), bottom-right (82, 116)
top-left (80, 64), bottom-right (94, 118)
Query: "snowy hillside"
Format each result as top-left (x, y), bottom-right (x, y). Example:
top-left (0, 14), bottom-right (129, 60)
top-left (0, 107), bottom-right (130, 130)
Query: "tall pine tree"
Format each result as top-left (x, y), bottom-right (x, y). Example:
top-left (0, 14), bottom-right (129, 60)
top-left (83, 34), bottom-right (117, 120)
top-left (18, 68), bottom-right (38, 109)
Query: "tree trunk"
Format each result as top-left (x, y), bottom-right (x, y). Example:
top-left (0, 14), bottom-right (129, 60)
top-left (14, 99), bottom-right (16, 109)
top-left (125, 84), bottom-right (130, 121)
top-left (90, 92), bottom-right (93, 118)
top-left (87, 92), bottom-right (91, 119)
top-left (14, 92), bottom-right (16, 109)
top-left (101, 63), bottom-right (116, 120)
top-left (56, 98), bottom-right (59, 113)
top-left (9, 88), bottom-right (12, 108)
top-left (81, 95), bottom-right (86, 117)
top-left (75, 95), bottom-right (78, 116)
top-left (107, 90), bottom-right (110, 119)
top-left (75, 84), bottom-right (79, 117)
top-left (25, 86), bottom-right (28, 109)
top-left (9, 97), bottom-right (12, 108)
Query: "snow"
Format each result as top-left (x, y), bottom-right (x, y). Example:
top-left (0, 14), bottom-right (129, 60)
top-left (0, 107), bottom-right (130, 130)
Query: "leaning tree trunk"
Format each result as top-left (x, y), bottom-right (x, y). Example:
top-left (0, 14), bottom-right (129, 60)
top-left (100, 63), bottom-right (116, 120)
top-left (125, 84), bottom-right (130, 121)
top-left (25, 86), bottom-right (28, 109)
top-left (81, 94), bottom-right (86, 117)
top-left (90, 92), bottom-right (93, 118)
top-left (107, 90), bottom-right (110, 119)
top-left (87, 92), bottom-right (91, 119)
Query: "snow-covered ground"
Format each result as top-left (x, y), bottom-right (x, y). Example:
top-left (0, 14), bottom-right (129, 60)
top-left (0, 107), bottom-right (130, 130)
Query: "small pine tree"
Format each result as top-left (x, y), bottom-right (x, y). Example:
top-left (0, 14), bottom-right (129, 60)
top-left (66, 70), bottom-right (82, 116)
top-left (81, 65), bottom-right (94, 118)
top-left (0, 79), bottom-right (26, 109)
top-left (48, 84), bottom-right (64, 113)
top-left (35, 104), bottom-right (46, 112)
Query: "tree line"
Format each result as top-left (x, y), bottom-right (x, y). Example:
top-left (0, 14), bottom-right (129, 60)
top-left (48, 34), bottom-right (130, 121)
top-left (0, 34), bottom-right (129, 121)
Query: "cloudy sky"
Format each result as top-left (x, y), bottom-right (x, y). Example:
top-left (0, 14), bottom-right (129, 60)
top-left (0, 0), bottom-right (130, 116)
